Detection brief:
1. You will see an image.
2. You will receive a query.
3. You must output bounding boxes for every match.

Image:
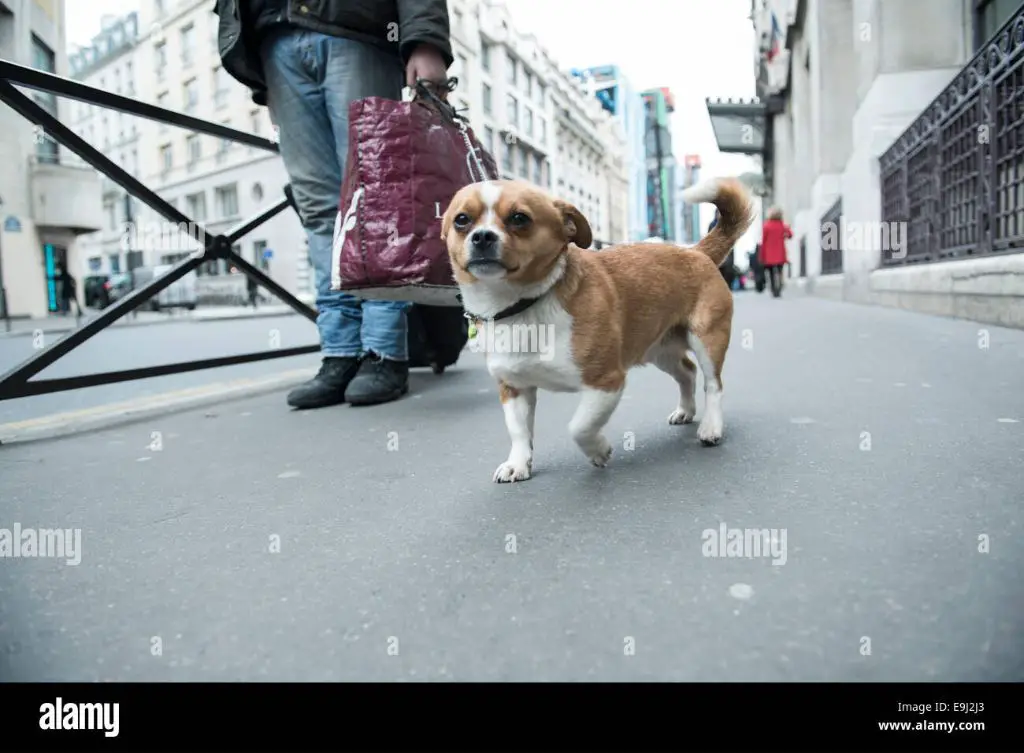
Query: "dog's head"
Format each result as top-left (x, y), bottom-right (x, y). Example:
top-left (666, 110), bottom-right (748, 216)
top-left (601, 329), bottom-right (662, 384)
top-left (441, 180), bottom-right (592, 284)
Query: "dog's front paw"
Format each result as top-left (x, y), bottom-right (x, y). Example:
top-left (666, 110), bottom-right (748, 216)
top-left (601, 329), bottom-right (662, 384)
top-left (493, 461), bottom-right (532, 483)
top-left (667, 407), bottom-right (696, 425)
top-left (586, 436), bottom-right (613, 467)
top-left (697, 419), bottom-right (723, 446)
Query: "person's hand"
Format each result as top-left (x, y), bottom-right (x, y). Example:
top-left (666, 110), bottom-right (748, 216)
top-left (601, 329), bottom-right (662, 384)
top-left (406, 43), bottom-right (449, 97)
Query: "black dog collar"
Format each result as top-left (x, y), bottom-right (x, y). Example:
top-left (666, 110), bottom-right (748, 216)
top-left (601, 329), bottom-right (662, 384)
top-left (461, 295), bottom-right (542, 323)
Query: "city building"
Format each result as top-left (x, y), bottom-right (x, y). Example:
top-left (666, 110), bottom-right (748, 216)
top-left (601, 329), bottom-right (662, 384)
top-left (678, 154), bottom-right (703, 246)
top-left (0, 0), bottom-right (101, 319)
top-left (474, 0), bottom-right (629, 246)
top-left (642, 87), bottom-right (676, 240)
top-left (575, 64), bottom-right (648, 242)
top-left (726, 0), bottom-right (1024, 328)
top-left (71, 0), bottom-right (309, 305)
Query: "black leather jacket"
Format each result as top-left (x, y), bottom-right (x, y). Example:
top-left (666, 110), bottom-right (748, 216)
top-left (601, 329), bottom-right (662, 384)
top-left (213, 0), bottom-right (453, 105)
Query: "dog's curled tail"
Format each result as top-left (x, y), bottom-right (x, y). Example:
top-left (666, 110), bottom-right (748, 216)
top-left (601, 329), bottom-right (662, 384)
top-left (681, 177), bottom-right (755, 267)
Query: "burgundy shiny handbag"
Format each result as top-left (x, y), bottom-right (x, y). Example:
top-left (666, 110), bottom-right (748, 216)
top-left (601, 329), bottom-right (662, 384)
top-left (330, 79), bottom-right (499, 306)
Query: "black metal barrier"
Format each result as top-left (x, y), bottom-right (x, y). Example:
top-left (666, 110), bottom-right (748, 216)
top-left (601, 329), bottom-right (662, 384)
top-left (0, 60), bottom-right (319, 401)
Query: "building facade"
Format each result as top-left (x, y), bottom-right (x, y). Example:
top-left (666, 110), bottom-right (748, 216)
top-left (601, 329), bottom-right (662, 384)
top-left (641, 87), bottom-right (676, 241)
top-left (0, 0), bottom-right (101, 319)
top-left (748, 0), bottom-right (1024, 327)
top-left (677, 153), bottom-right (702, 246)
top-left (55, 0), bottom-right (628, 311)
top-left (576, 64), bottom-right (648, 242)
top-left (70, 0), bottom-right (308, 305)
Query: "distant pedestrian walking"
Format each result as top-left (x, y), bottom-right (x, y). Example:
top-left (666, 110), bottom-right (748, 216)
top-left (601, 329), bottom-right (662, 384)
top-left (759, 207), bottom-right (792, 298)
top-left (56, 265), bottom-right (81, 317)
top-left (246, 275), bottom-right (259, 309)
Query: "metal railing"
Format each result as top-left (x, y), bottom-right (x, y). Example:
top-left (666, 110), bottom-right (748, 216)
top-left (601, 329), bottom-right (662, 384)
top-left (0, 59), bottom-right (318, 401)
top-left (879, 4), bottom-right (1024, 266)
top-left (820, 198), bottom-right (843, 275)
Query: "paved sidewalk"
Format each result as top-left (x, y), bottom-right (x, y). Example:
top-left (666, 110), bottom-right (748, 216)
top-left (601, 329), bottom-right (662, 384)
top-left (0, 304), bottom-right (306, 339)
top-left (0, 293), bottom-right (1022, 681)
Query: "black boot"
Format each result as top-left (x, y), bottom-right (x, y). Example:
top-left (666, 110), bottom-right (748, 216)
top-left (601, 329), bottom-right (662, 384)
top-left (286, 356), bottom-right (362, 409)
top-left (345, 352), bottom-right (409, 406)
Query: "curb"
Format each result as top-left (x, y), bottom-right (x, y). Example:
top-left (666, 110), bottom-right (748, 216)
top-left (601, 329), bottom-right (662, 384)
top-left (0, 309), bottom-right (308, 339)
top-left (0, 368), bottom-right (316, 445)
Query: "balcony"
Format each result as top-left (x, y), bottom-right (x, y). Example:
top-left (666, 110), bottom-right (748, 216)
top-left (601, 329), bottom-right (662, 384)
top-left (28, 155), bottom-right (102, 234)
top-left (879, 4), bottom-right (1024, 266)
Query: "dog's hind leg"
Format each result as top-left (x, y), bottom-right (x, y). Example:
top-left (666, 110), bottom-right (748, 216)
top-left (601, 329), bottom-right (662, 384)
top-left (653, 347), bottom-right (698, 425)
top-left (687, 329), bottom-right (730, 446)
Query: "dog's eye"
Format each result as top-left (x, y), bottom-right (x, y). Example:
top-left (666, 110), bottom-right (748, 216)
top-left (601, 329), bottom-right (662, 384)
top-left (453, 213), bottom-right (472, 230)
top-left (507, 212), bottom-right (531, 227)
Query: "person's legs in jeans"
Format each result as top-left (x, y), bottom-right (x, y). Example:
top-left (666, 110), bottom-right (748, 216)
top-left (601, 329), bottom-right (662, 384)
top-left (262, 29), bottom-right (408, 408)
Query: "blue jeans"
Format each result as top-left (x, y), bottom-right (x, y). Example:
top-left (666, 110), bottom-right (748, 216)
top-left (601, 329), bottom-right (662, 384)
top-left (261, 29), bottom-right (409, 360)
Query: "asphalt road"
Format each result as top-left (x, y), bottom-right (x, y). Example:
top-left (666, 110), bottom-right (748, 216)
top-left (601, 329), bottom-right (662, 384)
top-left (1, 293), bottom-right (1022, 681)
top-left (0, 315), bottom-right (320, 424)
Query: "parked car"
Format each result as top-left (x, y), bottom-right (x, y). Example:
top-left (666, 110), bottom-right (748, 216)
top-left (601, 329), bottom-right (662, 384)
top-left (130, 265), bottom-right (198, 312)
top-left (106, 273), bottom-right (133, 305)
top-left (83, 275), bottom-right (110, 309)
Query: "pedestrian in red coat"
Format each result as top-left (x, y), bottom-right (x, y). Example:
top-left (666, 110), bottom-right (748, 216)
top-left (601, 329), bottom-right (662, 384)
top-left (759, 207), bottom-right (792, 298)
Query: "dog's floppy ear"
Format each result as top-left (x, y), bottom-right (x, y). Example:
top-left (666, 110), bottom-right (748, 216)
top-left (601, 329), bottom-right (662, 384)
top-left (553, 199), bottom-right (593, 249)
top-left (440, 201), bottom-right (455, 242)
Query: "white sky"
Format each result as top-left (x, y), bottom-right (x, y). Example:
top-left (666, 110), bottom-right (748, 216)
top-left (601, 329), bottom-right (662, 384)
top-left (66, 0), bottom-right (761, 241)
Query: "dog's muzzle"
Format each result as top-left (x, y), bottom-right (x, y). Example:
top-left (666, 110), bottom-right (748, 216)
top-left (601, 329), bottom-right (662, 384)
top-left (466, 228), bottom-right (508, 276)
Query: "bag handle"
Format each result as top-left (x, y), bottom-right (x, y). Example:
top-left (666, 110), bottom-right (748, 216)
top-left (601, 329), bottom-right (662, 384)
top-left (413, 77), bottom-right (495, 183)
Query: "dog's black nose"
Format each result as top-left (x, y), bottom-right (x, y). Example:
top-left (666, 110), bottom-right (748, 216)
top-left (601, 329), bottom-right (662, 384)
top-left (470, 228), bottom-right (499, 249)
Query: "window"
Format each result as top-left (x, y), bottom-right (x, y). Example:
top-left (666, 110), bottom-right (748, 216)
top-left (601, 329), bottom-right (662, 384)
top-left (30, 35), bottom-right (58, 163)
top-left (518, 145), bottom-right (528, 177)
top-left (108, 254), bottom-right (122, 274)
top-left (456, 54), bottom-right (468, 87)
top-left (253, 240), bottom-right (270, 270)
top-left (506, 51), bottom-right (517, 84)
top-left (185, 192), bottom-right (207, 222)
top-left (535, 83), bottom-right (545, 105)
top-left (215, 184), bottom-right (239, 218)
top-left (501, 140), bottom-right (512, 171)
top-left (975, 0), bottom-right (1021, 50)
top-left (506, 94), bottom-right (517, 127)
top-left (217, 119), bottom-right (231, 163)
top-left (157, 91), bottom-right (169, 132)
top-left (183, 78), bottom-right (198, 113)
top-left (160, 144), bottom-right (173, 174)
top-left (524, 107), bottom-right (533, 137)
top-left (484, 126), bottom-right (494, 153)
top-left (482, 83), bottom-right (492, 114)
top-left (155, 43), bottom-right (166, 81)
top-left (104, 200), bottom-right (116, 230)
top-left (533, 155), bottom-right (543, 185)
top-left (538, 117), bottom-right (546, 144)
top-left (214, 66), bottom-right (230, 108)
top-left (525, 72), bottom-right (533, 98)
top-left (481, 42), bottom-right (491, 71)
top-left (186, 134), bottom-right (200, 170)
top-left (180, 24), bottom-right (195, 66)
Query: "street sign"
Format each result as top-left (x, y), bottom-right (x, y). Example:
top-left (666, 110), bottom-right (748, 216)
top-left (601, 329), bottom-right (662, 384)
top-left (262, 248), bottom-right (273, 261)
top-left (3, 216), bottom-right (21, 232)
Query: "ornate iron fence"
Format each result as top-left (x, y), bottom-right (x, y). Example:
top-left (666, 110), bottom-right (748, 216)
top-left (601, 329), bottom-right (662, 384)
top-left (820, 197), bottom-right (843, 274)
top-left (879, 4), bottom-right (1024, 266)
top-left (0, 60), bottom-right (318, 401)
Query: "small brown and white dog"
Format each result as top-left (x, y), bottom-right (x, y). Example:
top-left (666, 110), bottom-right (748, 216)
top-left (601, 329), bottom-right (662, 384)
top-left (441, 177), bottom-right (754, 483)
